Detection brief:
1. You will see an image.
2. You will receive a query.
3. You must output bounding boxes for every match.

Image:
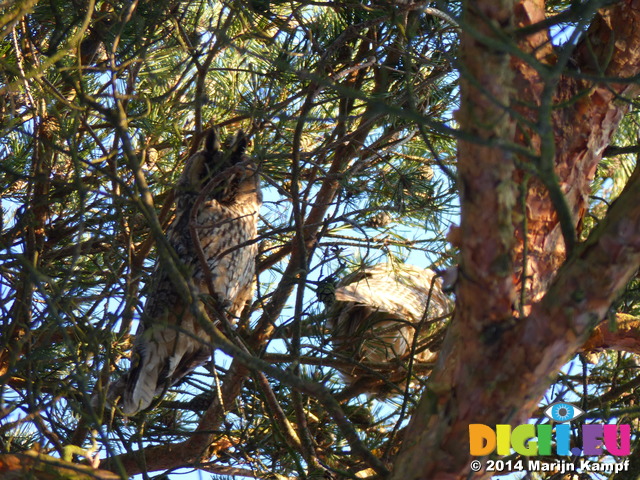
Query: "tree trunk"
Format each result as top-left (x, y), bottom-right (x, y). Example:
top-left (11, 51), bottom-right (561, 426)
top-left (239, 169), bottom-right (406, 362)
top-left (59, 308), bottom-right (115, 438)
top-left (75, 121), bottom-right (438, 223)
top-left (391, 1), bottom-right (640, 479)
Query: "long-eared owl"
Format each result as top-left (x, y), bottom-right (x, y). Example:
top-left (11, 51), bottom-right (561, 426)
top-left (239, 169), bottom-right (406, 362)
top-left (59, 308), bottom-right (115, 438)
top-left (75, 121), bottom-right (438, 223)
top-left (327, 263), bottom-right (452, 396)
top-left (119, 129), bottom-right (261, 415)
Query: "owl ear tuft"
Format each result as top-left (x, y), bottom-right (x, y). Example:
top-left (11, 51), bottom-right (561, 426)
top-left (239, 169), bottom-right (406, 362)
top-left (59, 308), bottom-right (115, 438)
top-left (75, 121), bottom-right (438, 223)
top-left (231, 130), bottom-right (248, 157)
top-left (204, 128), bottom-right (220, 153)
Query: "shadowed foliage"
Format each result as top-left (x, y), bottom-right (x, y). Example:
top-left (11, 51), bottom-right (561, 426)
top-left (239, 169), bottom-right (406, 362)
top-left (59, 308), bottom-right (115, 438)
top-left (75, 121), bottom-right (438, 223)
top-left (3, 1), bottom-right (640, 479)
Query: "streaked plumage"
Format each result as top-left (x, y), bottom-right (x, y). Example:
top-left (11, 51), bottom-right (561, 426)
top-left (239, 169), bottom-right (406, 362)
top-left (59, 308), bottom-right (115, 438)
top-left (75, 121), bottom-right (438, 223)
top-left (118, 129), bottom-right (261, 415)
top-left (328, 263), bottom-right (452, 395)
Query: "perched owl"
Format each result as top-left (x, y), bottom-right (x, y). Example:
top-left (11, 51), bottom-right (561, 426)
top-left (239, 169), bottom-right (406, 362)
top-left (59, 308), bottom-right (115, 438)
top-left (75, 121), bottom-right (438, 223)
top-left (327, 263), bottom-right (452, 396)
top-left (118, 129), bottom-right (262, 416)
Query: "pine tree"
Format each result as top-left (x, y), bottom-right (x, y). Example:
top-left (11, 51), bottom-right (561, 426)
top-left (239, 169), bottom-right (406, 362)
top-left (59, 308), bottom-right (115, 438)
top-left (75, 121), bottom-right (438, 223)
top-left (2, 1), bottom-right (640, 479)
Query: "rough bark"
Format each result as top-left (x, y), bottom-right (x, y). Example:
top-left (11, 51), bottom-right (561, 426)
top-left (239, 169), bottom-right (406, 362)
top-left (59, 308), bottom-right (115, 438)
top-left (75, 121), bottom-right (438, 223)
top-left (390, 1), bottom-right (640, 479)
top-left (583, 314), bottom-right (640, 355)
top-left (514, 0), bottom-right (640, 303)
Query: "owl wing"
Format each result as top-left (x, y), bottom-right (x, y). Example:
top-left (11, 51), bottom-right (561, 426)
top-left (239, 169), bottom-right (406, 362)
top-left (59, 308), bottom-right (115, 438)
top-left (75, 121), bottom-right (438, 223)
top-left (329, 263), bottom-right (453, 395)
top-left (120, 253), bottom-right (214, 416)
top-left (334, 263), bottom-right (449, 325)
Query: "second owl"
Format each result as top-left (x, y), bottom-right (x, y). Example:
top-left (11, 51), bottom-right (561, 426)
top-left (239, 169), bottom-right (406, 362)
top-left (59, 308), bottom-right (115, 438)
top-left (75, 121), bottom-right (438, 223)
top-left (328, 263), bottom-right (452, 396)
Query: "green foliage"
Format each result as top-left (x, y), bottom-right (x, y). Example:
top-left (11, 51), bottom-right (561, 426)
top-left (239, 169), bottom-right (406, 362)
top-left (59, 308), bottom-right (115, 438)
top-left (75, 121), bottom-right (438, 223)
top-left (1, 1), bottom-right (458, 477)
top-left (2, 0), bottom-right (640, 479)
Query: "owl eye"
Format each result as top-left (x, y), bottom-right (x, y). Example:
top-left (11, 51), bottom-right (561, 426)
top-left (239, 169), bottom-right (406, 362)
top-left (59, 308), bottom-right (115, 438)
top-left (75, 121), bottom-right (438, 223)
top-left (543, 402), bottom-right (585, 423)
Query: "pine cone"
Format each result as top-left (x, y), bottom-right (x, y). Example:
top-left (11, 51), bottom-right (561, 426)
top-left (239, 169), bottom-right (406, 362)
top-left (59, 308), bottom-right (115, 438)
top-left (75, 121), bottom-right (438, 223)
top-left (365, 212), bottom-right (392, 228)
top-left (316, 277), bottom-right (337, 305)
